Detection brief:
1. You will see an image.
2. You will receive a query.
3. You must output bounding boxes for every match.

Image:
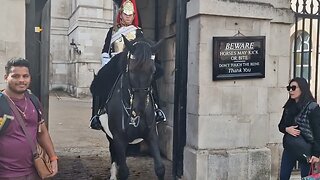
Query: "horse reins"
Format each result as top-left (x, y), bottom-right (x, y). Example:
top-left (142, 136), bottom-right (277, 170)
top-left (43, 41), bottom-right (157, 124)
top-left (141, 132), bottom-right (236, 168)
top-left (117, 50), bottom-right (155, 128)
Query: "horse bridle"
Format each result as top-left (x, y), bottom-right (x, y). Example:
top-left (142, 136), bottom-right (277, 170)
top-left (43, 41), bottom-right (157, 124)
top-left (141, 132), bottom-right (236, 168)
top-left (122, 50), bottom-right (155, 127)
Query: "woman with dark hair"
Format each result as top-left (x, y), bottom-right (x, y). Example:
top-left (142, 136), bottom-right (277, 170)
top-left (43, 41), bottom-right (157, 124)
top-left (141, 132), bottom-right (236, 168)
top-left (278, 77), bottom-right (320, 179)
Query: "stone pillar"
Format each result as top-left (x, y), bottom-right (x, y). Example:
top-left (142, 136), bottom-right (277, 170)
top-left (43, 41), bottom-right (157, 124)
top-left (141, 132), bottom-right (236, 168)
top-left (0, 0), bottom-right (25, 88)
top-left (184, 1), bottom-right (293, 179)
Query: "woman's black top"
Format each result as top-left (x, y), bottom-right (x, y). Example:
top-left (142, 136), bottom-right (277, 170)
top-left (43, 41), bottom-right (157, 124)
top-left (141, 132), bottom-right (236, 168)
top-left (278, 100), bottom-right (320, 156)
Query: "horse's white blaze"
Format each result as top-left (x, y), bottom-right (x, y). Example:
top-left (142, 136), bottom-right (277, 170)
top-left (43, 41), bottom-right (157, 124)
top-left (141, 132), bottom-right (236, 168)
top-left (100, 113), bottom-right (143, 144)
top-left (110, 162), bottom-right (117, 180)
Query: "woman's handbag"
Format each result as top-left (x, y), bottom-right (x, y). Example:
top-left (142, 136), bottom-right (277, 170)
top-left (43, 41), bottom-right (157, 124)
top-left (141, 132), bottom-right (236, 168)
top-left (5, 96), bottom-right (52, 179)
top-left (302, 163), bottom-right (320, 180)
top-left (283, 102), bottom-right (315, 161)
top-left (283, 134), bottom-right (311, 161)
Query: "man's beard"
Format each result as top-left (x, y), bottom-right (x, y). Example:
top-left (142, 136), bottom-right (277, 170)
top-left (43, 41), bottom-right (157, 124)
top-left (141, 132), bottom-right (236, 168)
top-left (8, 83), bottom-right (28, 94)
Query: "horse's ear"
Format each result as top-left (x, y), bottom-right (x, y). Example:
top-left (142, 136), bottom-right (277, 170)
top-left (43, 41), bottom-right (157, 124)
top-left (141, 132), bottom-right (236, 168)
top-left (122, 34), bottom-right (135, 52)
top-left (151, 39), bottom-right (164, 53)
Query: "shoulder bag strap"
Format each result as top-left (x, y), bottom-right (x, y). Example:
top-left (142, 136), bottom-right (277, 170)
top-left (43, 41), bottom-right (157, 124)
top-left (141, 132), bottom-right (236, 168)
top-left (25, 91), bottom-right (43, 123)
top-left (4, 95), bottom-right (37, 157)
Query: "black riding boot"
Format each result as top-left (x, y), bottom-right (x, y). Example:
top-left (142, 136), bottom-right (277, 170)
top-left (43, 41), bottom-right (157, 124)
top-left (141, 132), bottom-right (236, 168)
top-left (90, 95), bottom-right (103, 130)
top-left (90, 114), bottom-right (102, 130)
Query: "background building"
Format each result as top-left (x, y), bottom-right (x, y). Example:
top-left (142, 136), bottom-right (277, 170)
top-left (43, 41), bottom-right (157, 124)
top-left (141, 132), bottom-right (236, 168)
top-left (50, 0), bottom-right (113, 96)
top-left (0, 0), bottom-right (26, 88)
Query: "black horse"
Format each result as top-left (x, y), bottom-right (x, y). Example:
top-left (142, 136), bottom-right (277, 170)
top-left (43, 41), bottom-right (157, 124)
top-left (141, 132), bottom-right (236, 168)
top-left (92, 35), bottom-right (165, 180)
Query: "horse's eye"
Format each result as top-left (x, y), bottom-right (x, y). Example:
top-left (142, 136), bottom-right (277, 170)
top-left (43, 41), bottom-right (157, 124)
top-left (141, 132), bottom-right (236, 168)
top-left (130, 55), bottom-right (136, 60)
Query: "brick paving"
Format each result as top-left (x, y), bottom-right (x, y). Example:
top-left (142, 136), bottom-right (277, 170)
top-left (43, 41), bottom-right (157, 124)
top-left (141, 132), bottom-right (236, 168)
top-left (48, 92), bottom-right (173, 180)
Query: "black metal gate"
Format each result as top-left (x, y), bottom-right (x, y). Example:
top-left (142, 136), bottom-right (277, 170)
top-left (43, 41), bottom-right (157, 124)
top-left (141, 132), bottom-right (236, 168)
top-left (173, 0), bottom-right (188, 178)
top-left (25, 0), bottom-right (51, 122)
top-left (291, 0), bottom-right (320, 100)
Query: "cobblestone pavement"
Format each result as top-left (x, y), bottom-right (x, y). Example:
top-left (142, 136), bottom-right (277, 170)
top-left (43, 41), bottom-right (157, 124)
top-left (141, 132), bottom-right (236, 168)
top-left (48, 92), bottom-right (173, 180)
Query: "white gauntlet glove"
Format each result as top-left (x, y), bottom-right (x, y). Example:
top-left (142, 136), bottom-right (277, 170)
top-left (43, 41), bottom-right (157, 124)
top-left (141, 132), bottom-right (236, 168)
top-left (101, 52), bottom-right (111, 66)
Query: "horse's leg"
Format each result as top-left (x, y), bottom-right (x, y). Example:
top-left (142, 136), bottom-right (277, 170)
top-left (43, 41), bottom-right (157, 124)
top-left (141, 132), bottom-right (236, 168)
top-left (110, 162), bottom-right (117, 180)
top-left (113, 136), bottom-right (129, 180)
top-left (146, 130), bottom-right (165, 180)
top-left (107, 136), bottom-right (118, 180)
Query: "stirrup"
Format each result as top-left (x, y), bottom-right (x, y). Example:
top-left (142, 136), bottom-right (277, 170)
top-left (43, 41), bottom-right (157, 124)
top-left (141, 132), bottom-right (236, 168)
top-left (155, 108), bottom-right (166, 123)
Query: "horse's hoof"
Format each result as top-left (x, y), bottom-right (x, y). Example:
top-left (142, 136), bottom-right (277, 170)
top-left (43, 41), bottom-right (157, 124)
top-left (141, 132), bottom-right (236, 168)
top-left (110, 162), bottom-right (118, 180)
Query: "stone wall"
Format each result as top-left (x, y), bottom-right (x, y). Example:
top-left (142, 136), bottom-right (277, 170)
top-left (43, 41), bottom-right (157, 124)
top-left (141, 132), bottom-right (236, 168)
top-left (155, 0), bottom-right (177, 161)
top-left (183, 0), bottom-right (293, 179)
top-left (50, 0), bottom-right (70, 91)
top-left (0, 0), bottom-right (25, 88)
top-left (50, 0), bottom-right (113, 97)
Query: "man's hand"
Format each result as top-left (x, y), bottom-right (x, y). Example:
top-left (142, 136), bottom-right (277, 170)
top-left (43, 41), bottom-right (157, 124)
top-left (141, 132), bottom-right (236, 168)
top-left (285, 125), bottom-right (300, 136)
top-left (101, 53), bottom-right (111, 66)
top-left (309, 156), bottom-right (320, 164)
top-left (46, 160), bottom-right (58, 178)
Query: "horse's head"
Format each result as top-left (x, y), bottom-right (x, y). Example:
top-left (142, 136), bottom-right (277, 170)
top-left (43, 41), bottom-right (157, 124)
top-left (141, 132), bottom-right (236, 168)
top-left (121, 34), bottom-right (162, 117)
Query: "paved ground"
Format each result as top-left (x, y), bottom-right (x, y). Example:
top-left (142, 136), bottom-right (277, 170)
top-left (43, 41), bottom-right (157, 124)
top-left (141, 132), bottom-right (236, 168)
top-left (48, 91), bottom-right (173, 180)
top-left (46, 91), bottom-right (301, 180)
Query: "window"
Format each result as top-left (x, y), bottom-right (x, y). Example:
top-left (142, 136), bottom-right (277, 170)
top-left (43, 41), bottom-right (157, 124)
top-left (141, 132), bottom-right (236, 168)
top-left (293, 32), bottom-right (311, 80)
